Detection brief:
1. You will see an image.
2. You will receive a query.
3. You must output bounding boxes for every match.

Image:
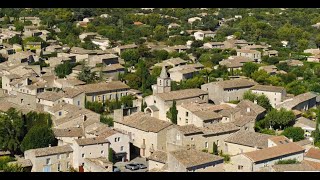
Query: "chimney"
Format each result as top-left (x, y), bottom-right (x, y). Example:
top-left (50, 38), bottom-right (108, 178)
top-left (114, 109), bottom-right (124, 122)
top-left (247, 107), bottom-right (251, 112)
top-left (253, 100), bottom-right (257, 104)
top-left (48, 144), bottom-right (51, 147)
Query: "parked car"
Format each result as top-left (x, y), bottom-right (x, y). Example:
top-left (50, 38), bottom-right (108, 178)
top-left (125, 163), bottom-right (139, 170)
top-left (136, 163), bottom-right (147, 169)
top-left (113, 166), bottom-right (121, 172)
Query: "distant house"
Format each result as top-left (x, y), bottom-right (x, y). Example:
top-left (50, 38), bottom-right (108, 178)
top-left (167, 149), bottom-right (223, 172)
top-left (258, 65), bottom-right (287, 75)
top-left (304, 148), bottom-right (320, 163)
top-left (188, 17), bottom-right (202, 24)
top-left (151, 57), bottom-right (187, 69)
top-left (168, 23), bottom-right (180, 29)
top-left (201, 78), bottom-right (256, 104)
top-left (230, 143), bottom-right (305, 172)
top-left (147, 151), bottom-right (167, 171)
top-left (263, 50), bottom-right (278, 57)
top-left (203, 42), bottom-right (225, 49)
top-left (84, 157), bottom-right (113, 172)
top-left (168, 63), bottom-right (204, 82)
top-left (276, 92), bottom-right (317, 111)
top-left (76, 81), bottom-right (130, 103)
top-left (294, 117), bottom-right (316, 137)
top-left (112, 44), bottom-right (138, 55)
top-left (24, 145), bottom-right (73, 172)
top-left (236, 49), bottom-right (261, 62)
top-left (194, 30), bottom-right (216, 41)
top-left (219, 56), bottom-right (254, 72)
top-left (250, 85), bottom-right (287, 108)
top-left (79, 32), bottom-right (98, 42)
top-left (8, 51), bottom-right (38, 65)
top-left (279, 59), bottom-right (304, 67)
top-left (113, 112), bottom-right (173, 157)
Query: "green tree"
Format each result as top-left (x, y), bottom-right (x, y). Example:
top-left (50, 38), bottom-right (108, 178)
top-left (120, 95), bottom-right (135, 108)
top-left (100, 116), bottom-right (114, 127)
top-left (3, 164), bottom-right (24, 172)
top-left (54, 61), bottom-right (74, 78)
top-left (0, 108), bottom-right (25, 155)
top-left (77, 64), bottom-right (97, 83)
top-left (152, 50), bottom-right (169, 60)
top-left (242, 62), bottom-right (259, 77)
top-left (8, 35), bottom-right (22, 45)
top-left (121, 49), bottom-right (140, 65)
top-left (85, 101), bottom-right (104, 114)
top-left (154, 25), bottom-right (167, 41)
top-left (256, 94), bottom-right (273, 112)
top-left (0, 156), bottom-right (15, 170)
top-left (108, 147), bottom-right (114, 163)
top-left (20, 125), bottom-right (57, 152)
top-left (212, 142), bottom-right (218, 155)
top-left (281, 127), bottom-right (305, 142)
top-left (263, 108), bottom-right (295, 130)
top-left (166, 100), bottom-right (178, 124)
top-left (243, 91), bottom-right (257, 101)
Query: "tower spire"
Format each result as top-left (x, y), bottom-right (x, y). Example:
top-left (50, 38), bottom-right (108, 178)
top-left (160, 66), bottom-right (168, 78)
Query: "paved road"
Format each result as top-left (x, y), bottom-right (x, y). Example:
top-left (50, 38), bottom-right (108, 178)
top-left (114, 157), bottom-right (148, 172)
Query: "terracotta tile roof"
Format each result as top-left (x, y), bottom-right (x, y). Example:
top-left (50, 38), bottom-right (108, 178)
top-left (305, 148), bottom-right (320, 160)
top-left (192, 110), bottom-right (222, 120)
top-left (63, 87), bottom-right (84, 98)
top-left (268, 136), bottom-right (291, 145)
top-left (77, 81), bottom-right (129, 94)
top-left (251, 85), bottom-right (285, 93)
top-left (116, 112), bottom-right (172, 133)
top-left (236, 100), bottom-right (266, 116)
top-left (304, 160), bottom-right (320, 170)
top-left (209, 78), bottom-right (256, 89)
top-left (169, 149), bottom-right (223, 168)
top-left (180, 102), bottom-right (232, 112)
top-left (202, 122), bottom-right (240, 135)
top-left (244, 143), bottom-right (305, 163)
top-left (92, 64), bottom-right (124, 72)
top-left (175, 125), bottom-right (204, 135)
top-left (8, 159), bottom-right (32, 167)
top-left (295, 139), bottom-right (312, 147)
top-left (37, 91), bottom-right (64, 101)
top-left (233, 115), bottom-right (256, 127)
top-left (53, 127), bottom-right (84, 137)
top-left (75, 137), bottom-right (110, 146)
top-left (295, 117), bottom-right (316, 129)
top-left (55, 78), bottom-right (86, 87)
top-left (28, 145), bottom-right (73, 157)
top-left (277, 92), bottom-right (317, 110)
top-left (225, 130), bottom-right (272, 148)
top-left (153, 57), bottom-right (187, 68)
top-left (147, 151), bottom-right (167, 163)
top-left (272, 161), bottom-right (316, 172)
top-left (155, 88), bottom-right (208, 101)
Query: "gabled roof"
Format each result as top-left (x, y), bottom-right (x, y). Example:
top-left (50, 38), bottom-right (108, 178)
top-left (207, 78), bottom-right (256, 89)
top-left (116, 112), bottom-right (172, 133)
top-left (155, 88), bottom-right (208, 101)
top-left (202, 122), bottom-right (240, 135)
top-left (28, 145), bottom-right (73, 157)
top-left (37, 91), bottom-right (64, 101)
top-left (75, 137), bottom-right (110, 146)
top-left (295, 117), bottom-right (316, 129)
top-left (53, 127), bottom-right (84, 137)
top-left (175, 125), bottom-right (203, 135)
top-left (272, 161), bottom-right (316, 172)
top-left (169, 149), bottom-right (223, 168)
top-left (277, 92), bottom-right (317, 110)
top-left (305, 148), bottom-right (320, 160)
top-left (244, 143), bottom-right (305, 163)
top-left (147, 151), bottom-right (167, 164)
top-left (77, 81), bottom-right (129, 94)
top-left (225, 130), bottom-right (273, 149)
top-left (251, 85), bottom-right (285, 93)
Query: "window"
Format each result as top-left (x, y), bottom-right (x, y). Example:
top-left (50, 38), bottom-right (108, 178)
top-left (57, 163), bottom-right (61, 172)
top-left (46, 158), bottom-right (51, 165)
top-left (92, 96), bottom-right (95, 101)
top-left (117, 137), bottom-right (120, 142)
top-left (176, 134), bottom-right (181, 140)
top-left (154, 100), bottom-right (156, 103)
top-left (101, 150), bottom-right (104, 155)
top-left (238, 165), bottom-right (243, 170)
top-left (58, 112), bottom-right (62, 116)
top-left (159, 80), bottom-right (162, 86)
top-left (179, 117), bottom-right (181, 121)
top-left (77, 101), bottom-right (80, 106)
top-left (82, 153), bottom-right (85, 158)
top-left (121, 146), bottom-right (124, 151)
top-left (102, 95), bottom-right (105, 102)
top-left (205, 142), bottom-right (208, 148)
top-left (186, 112), bottom-right (189, 117)
top-left (115, 138), bottom-right (117, 142)
top-left (66, 162), bottom-right (69, 169)
top-left (217, 140), bottom-right (219, 146)
top-left (109, 94), bottom-right (112, 100)
top-left (274, 98), bottom-right (276, 101)
top-left (191, 138), bottom-right (194, 141)
top-left (185, 119), bottom-right (188, 124)
top-left (57, 154), bottom-right (61, 159)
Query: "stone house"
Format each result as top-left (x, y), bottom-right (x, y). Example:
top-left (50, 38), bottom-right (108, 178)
top-left (83, 157), bottom-right (113, 172)
top-left (147, 150), bottom-right (167, 171)
top-left (304, 148), bottom-right (320, 163)
top-left (236, 49), bottom-right (261, 62)
top-left (168, 63), bottom-right (204, 82)
top-left (201, 78), bottom-right (256, 104)
top-left (167, 149), bottom-right (223, 172)
top-left (24, 145), bottom-right (73, 172)
top-left (113, 112), bottom-right (173, 158)
top-left (72, 137), bottom-right (110, 171)
top-left (112, 44), bottom-right (137, 55)
top-left (250, 85), bottom-right (287, 108)
top-left (219, 56), bottom-right (255, 72)
top-left (276, 92), bottom-right (317, 111)
top-left (229, 143), bottom-right (305, 172)
top-left (294, 117), bottom-right (316, 137)
top-left (76, 81), bottom-right (130, 103)
top-left (194, 30), bottom-right (216, 41)
top-left (151, 58), bottom-right (187, 70)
